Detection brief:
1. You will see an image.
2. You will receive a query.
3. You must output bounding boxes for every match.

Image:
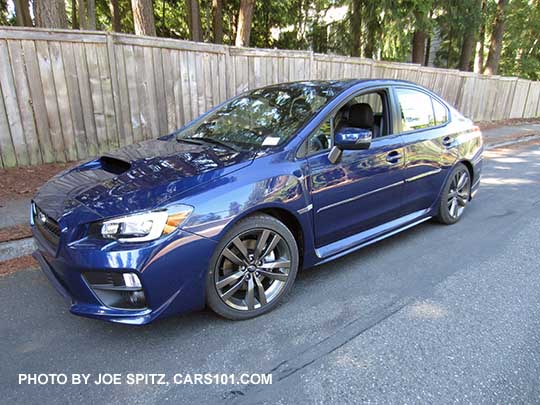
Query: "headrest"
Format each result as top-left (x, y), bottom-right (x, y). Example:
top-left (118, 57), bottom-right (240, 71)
top-left (347, 103), bottom-right (374, 128)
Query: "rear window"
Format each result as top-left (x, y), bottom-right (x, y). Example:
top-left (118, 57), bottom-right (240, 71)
top-left (432, 98), bottom-right (448, 125)
top-left (395, 88), bottom-right (435, 131)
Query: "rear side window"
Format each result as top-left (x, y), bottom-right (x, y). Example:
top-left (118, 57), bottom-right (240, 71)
top-left (432, 98), bottom-right (448, 125)
top-left (395, 88), bottom-right (435, 131)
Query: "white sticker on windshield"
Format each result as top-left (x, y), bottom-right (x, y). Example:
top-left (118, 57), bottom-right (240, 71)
top-left (262, 136), bottom-right (280, 146)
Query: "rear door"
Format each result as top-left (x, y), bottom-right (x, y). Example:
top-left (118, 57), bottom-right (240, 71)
top-left (392, 87), bottom-right (452, 215)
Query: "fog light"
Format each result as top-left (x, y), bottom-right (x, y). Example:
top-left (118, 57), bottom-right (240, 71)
top-left (83, 271), bottom-right (147, 310)
top-left (129, 291), bottom-right (146, 306)
top-left (123, 273), bottom-right (142, 288)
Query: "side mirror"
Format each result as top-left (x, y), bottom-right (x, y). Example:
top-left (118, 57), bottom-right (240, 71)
top-left (328, 127), bottom-right (372, 164)
top-left (335, 127), bottom-right (372, 150)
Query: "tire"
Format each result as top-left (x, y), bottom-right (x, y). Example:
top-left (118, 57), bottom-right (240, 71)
top-left (206, 214), bottom-right (299, 320)
top-left (436, 163), bottom-right (472, 225)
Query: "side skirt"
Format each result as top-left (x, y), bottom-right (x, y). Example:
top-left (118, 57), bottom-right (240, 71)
top-left (314, 209), bottom-right (432, 265)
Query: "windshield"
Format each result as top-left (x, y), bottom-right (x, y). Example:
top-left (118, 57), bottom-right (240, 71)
top-left (176, 82), bottom-right (348, 150)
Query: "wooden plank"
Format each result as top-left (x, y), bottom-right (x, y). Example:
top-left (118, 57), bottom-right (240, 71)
top-left (162, 49), bottom-right (178, 131)
top-left (0, 40), bottom-right (29, 165)
top-left (123, 45), bottom-right (143, 143)
top-left (107, 35), bottom-right (127, 147)
top-left (21, 40), bottom-right (55, 163)
top-left (217, 52), bottom-right (227, 104)
top-left (60, 41), bottom-right (89, 159)
top-left (35, 40), bottom-right (66, 162)
top-left (186, 51), bottom-right (199, 119)
top-left (143, 45), bottom-right (159, 138)
top-left (209, 53), bottom-right (220, 107)
top-left (96, 43), bottom-right (119, 149)
top-left (72, 42), bottom-right (99, 156)
top-left (247, 56), bottom-right (256, 89)
top-left (152, 46), bottom-right (168, 135)
top-left (112, 33), bottom-right (228, 55)
top-left (7, 39), bottom-right (42, 165)
top-left (113, 44), bottom-right (134, 145)
top-left (0, 27), bottom-right (106, 43)
top-left (85, 44), bottom-right (108, 152)
top-left (133, 45), bottom-right (152, 140)
top-left (178, 50), bottom-right (192, 124)
top-left (170, 50), bottom-right (184, 128)
top-left (0, 83), bottom-right (16, 167)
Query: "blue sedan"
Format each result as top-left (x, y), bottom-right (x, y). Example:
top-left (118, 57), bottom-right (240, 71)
top-left (31, 79), bottom-right (483, 324)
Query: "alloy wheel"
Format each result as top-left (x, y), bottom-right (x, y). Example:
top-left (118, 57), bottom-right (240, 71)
top-left (214, 228), bottom-right (292, 311)
top-left (447, 169), bottom-right (470, 219)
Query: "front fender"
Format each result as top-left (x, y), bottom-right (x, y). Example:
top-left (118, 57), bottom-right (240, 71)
top-left (177, 153), bottom-right (314, 253)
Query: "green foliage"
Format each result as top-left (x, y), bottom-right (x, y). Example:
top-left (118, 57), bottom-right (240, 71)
top-left (1, 0), bottom-right (538, 79)
top-left (499, 0), bottom-right (540, 80)
top-left (0, 0), bottom-right (14, 25)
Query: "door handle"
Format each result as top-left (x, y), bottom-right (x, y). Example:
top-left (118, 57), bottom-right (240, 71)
top-left (386, 150), bottom-right (402, 164)
top-left (442, 136), bottom-right (453, 147)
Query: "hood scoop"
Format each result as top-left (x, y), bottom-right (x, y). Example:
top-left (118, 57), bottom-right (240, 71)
top-left (98, 156), bottom-right (131, 175)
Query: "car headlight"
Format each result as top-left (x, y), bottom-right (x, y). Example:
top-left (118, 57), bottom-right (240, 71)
top-left (98, 205), bottom-right (193, 242)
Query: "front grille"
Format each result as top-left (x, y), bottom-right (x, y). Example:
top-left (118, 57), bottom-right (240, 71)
top-left (33, 205), bottom-right (61, 249)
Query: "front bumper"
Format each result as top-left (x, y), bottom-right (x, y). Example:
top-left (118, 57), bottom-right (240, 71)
top-left (33, 226), bottom-right (218, 325)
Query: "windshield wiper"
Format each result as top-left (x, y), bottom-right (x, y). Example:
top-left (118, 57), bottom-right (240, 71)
top-left (176, 136), bottom-right (204, 146)
top-left (187, 137), bottom-right (240, 152)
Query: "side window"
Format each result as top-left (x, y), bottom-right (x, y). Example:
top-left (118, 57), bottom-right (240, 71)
top-left (306, 118), bottom-right (333, 155)
top-left (432, 98), bottom-right (448, 125)
top-left (395, 88), bottom-right (435, 132)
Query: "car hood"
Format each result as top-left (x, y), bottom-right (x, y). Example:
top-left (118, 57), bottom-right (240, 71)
top-left (33, 137), bottom-right (255, 222)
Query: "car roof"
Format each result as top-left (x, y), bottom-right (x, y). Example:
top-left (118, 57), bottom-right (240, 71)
top-left (255, 79), bottom-right (427, 97)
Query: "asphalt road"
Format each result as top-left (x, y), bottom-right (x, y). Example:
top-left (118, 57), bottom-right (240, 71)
top-left (2, 141), bottom-right (540, 404)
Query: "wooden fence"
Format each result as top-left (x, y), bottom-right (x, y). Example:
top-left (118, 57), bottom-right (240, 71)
top-left (0, 26), bottom-right (539, 168)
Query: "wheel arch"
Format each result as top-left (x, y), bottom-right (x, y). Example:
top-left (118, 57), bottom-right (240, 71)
top-left (217, 204), bottom-right (306, 269)
top-left (458, 159), bottom-right (475, 198)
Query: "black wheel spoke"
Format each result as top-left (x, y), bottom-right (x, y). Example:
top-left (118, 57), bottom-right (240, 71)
top-left (261, 234), bottom-right (281, 259)
top-left (220, 278), bottom-right (245, 301)
top-left (259, 260), bottom-right (291, 269)
top-left (254, 275), bottom-right (267, 305)
top-left (216, 271), bottom-right (244, 289)
top-left (245, 276), bottom-right (255, 310)
top-left (254, 230), bottom-right (270, 260)
top-left (222, 247), bottom-right (245, 267)
top-left (231, 237), bottom-right (250, 262)
top-left (258, 269), bottom-right (288, 282)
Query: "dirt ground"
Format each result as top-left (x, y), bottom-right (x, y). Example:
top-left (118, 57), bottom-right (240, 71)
top-left (0, 162), bottom-right (73, 202)
top-left (477, 117), bottom-right (540, 130)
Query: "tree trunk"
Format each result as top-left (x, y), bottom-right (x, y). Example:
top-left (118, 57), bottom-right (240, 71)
top-left (14, 0), bottom-right (32, 26)
top-left (474, 0), bottom-right (486, 73)
top-left (350, 0), bottom-right (362, 57)
top-left (484, 0), bottom-right (508, 75)
top-left (459, 0), bottom-right (482, 71)
top-left (412, 30), bottom-right (427, 64)
top-left (79, 0), bottom-right (96, 30)
top-left (186, 0), bottom-right (203, 42)
top-left (110, 0), bottom-right (122, 32)
top-left (71, 0), bottom-right (79, 28)
top-left (34, 0), bottom-right (68, 28)
top-left (131, 0), bottom-right (156, 36)
top-left (235, 0), bottom-right (255, 47)
top-left (459, 34), bottom-right (476, 71)
top-left (212, 0), bottom-right (224, 44)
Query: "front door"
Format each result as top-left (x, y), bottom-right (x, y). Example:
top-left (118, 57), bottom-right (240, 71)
top-left (307, 136), bottom-right (405, 248)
